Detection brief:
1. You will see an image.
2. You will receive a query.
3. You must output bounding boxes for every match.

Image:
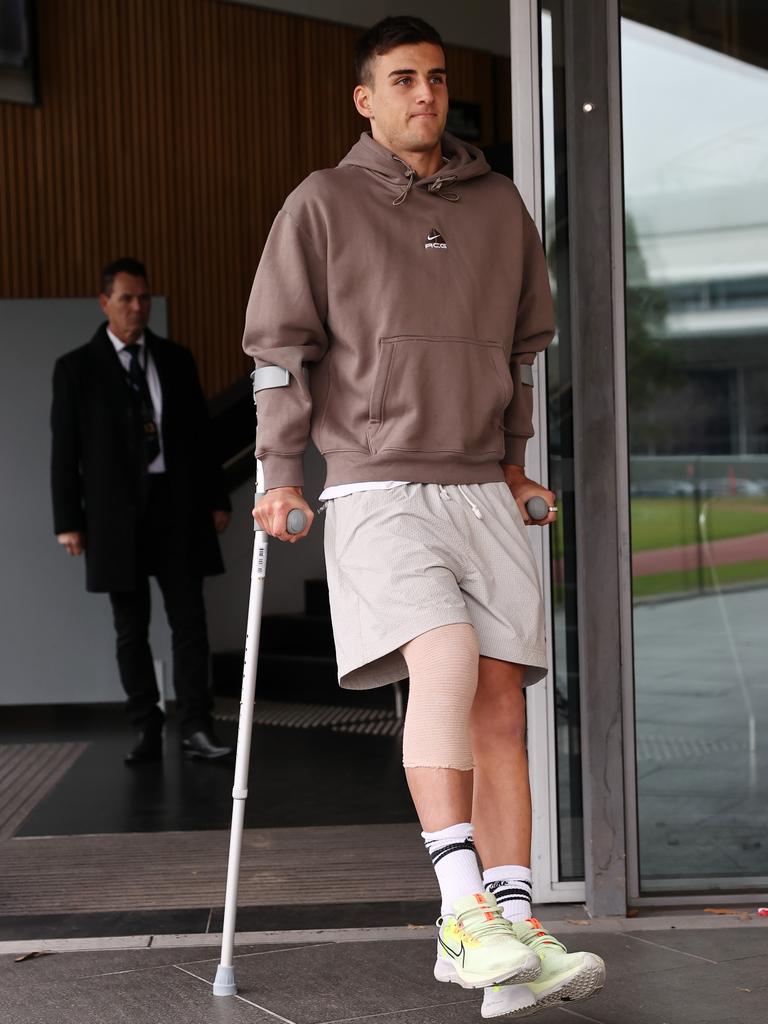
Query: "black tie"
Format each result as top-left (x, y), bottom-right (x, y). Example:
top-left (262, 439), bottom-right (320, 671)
top-left (126, 346), bottom-right (161, 464)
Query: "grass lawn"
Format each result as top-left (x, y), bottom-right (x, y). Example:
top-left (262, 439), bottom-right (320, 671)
top-left (548, 496), bottom-right (767, 560)
top-left (632, 559), bottom-right (768, 600)
top-left (551, 560), bottom-right (768, 606)
top-left (549, 496), bottom-right (768, 603)
top-left (630, 497), bottom-right (768, 552)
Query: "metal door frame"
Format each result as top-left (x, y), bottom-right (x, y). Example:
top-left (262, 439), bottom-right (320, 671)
top-left (509, 0), bottom-right (585, 907)
top-left (510, 0), bottom-right (632, 916)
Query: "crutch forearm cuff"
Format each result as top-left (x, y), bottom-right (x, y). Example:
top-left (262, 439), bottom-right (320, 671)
top-left (251, 365), bottom-right (290, 397)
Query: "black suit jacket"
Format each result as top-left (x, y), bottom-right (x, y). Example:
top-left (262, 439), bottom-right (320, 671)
top-left (51, 325), bottom-right (230, 592)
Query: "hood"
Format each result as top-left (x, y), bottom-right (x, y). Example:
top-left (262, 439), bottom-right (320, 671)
top-left (338, 131), bottom-right (491, 205)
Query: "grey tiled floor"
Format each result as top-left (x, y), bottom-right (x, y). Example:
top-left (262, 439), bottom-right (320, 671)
top-left (4, 925), bottom-right (768, 1024)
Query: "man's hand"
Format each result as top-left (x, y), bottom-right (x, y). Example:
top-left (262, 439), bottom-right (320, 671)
top-left (212, 510), bottom-right (231, 534)
top-left (252, 486), bottom-right (314, 543)
top-left (503, 465), bottom-right (557, 527)
top-left (57, 531), bottom-right (85, 556)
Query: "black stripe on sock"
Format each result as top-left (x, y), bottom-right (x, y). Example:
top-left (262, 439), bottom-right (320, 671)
top-left (488, 885), bottom-right (532, 898)
top-left (429, 840), bottom-right (475, 866)
top-left (426, 838), bottom-right (474, 854)
top-left (495, 890), bottom-right (533, 904)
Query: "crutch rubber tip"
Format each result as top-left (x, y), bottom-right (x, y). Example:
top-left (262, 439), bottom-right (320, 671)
top-left (286, 508), bottom-right (307, 534)
top-left (526, 496), bottom-right (550, 521)
top-left (213, 965), bottom-right (237, 996)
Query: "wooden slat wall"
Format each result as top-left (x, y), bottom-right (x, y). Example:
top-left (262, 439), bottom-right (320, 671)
top-left (0, 0), bottom-right (505, 395)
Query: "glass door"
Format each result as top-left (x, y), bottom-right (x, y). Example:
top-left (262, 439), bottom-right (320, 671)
top-left (621, 0), bottom-right (768, 897)
top-left (517, 0), bottom-right (768, 906)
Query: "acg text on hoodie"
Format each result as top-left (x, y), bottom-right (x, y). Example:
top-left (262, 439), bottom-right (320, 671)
top-left (242, 131), bottom-right (556, 490)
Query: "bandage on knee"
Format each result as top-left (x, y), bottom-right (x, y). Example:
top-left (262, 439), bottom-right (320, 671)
top-left (400, 622), bottom-right (479, 770)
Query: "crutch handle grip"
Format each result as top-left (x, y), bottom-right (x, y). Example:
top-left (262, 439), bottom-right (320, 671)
top-left (286, 508), bottom-right (308, 534)
top-left (526, 496), bottom-right (551, 521)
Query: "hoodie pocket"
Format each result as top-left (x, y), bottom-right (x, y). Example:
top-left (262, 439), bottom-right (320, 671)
top-left (367, 335), bottom-right (513, 459)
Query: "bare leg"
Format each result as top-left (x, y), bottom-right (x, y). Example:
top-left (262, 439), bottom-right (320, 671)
top-left (405, 766), bottom-right (474, 832)
top-left (470, 657), bottom-right (531, 869)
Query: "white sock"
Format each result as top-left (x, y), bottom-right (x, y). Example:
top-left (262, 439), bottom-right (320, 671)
top-left (422, 822), bottom-right (483, 915)
top-left (483, 865), bottom-right (533, 923)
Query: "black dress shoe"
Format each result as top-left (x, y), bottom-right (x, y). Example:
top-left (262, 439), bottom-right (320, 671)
top-left (181, 729), bottom-right (233, 761)
top-left (125, 729), bottom-right (163, 765)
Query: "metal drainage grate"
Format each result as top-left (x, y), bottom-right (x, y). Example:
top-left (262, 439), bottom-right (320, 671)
top-left (215, 700), bottom-right (403, 737)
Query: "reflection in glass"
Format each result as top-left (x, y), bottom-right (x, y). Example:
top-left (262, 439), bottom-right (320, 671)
top-left (541, 1), bottom-right (584, 882)
top-left (622, 5), bottom-right (768, 891)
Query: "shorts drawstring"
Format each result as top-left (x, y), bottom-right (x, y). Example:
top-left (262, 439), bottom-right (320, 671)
top-left (438, 484), bottom-right (484, 520)
top-left (457, 485), bottom-right (484, 520)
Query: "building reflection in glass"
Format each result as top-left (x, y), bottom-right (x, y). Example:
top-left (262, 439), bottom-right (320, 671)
top-left (622, 8), bottom-right (768, 892)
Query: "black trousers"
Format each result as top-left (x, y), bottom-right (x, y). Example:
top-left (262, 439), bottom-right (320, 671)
top-left (108, 476), bottom-right (213, 735)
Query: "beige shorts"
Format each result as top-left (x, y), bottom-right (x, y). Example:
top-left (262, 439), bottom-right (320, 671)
top-left (323, 482), bottom-right (548, 690)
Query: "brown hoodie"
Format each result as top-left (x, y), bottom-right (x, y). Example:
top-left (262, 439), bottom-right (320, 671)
top-left (243, 132), bottom-right (555, 490)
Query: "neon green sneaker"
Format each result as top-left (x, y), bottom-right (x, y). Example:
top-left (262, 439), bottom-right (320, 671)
top-left (481, 917), bottom-right (606, 1018)
top-left (433, 892), bottom-right (542, 990)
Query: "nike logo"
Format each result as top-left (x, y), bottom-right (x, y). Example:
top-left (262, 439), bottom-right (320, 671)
top-left (438, 935), bottom-right (466, 965)
top-left (424, 227), bottom-right (447, 250)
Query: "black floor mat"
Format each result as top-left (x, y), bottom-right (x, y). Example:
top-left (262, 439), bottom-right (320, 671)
top-left (6, 705), bottom-right (415, 837)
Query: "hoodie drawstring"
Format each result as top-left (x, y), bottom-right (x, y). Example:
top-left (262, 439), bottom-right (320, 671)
top-left (438, 484), bottom-right (484, 521)
top-left (427, 176), bottom-right (459, 202)
top-left (392, 166), bottom-right (415, 206)
top-left (391, 157), bottom-right (460, 206)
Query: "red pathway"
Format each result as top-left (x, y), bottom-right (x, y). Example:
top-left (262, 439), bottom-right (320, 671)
top-left (632, 531), bottom-right (768, 576)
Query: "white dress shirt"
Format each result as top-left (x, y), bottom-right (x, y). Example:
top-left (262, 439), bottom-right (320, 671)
top-left (107, 328), bottom-right (166, 473)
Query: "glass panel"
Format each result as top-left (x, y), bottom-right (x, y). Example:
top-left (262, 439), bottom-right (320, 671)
top-left (541, 0), bottom-right (584, 883)
top-left (621, 2), bottom-right (768, 892)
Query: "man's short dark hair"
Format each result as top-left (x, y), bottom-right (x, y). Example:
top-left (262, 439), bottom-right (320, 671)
top-left (354, 16), bottom-right (444, 88)
top-left (101, 257), bottom-right (149, 296)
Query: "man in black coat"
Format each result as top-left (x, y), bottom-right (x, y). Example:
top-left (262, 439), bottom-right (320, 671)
top-left (51, 257), bottom-right (233, 764)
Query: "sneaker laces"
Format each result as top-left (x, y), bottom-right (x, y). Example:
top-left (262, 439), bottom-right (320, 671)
top-left (519, 917), bottom-right (567, 955)
top-left (456, 901), bottom-right (514, 941)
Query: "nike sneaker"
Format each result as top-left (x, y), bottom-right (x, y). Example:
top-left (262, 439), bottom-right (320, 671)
top-left (433, 892), bottom-right (542, 990)
top-left (481, 917), bottom-right (606, 1018)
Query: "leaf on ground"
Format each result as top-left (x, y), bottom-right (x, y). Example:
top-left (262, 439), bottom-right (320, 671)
top-left (14, 951), bottom-right (53, 963)
top-left (703, 908), bottom-right (751, 920)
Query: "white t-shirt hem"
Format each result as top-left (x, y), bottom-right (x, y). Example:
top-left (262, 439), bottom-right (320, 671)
top-left (319, 481), bottom-right (410, 500)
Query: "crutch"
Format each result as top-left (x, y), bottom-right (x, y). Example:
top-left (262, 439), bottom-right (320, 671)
top-left (526, 496), bottom-right (552, 521)
top-left (214, 369), bottom-right (307, 998)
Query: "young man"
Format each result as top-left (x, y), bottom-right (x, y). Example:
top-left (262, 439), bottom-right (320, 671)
top-left (244, 16), bottom-right (605, 1018)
